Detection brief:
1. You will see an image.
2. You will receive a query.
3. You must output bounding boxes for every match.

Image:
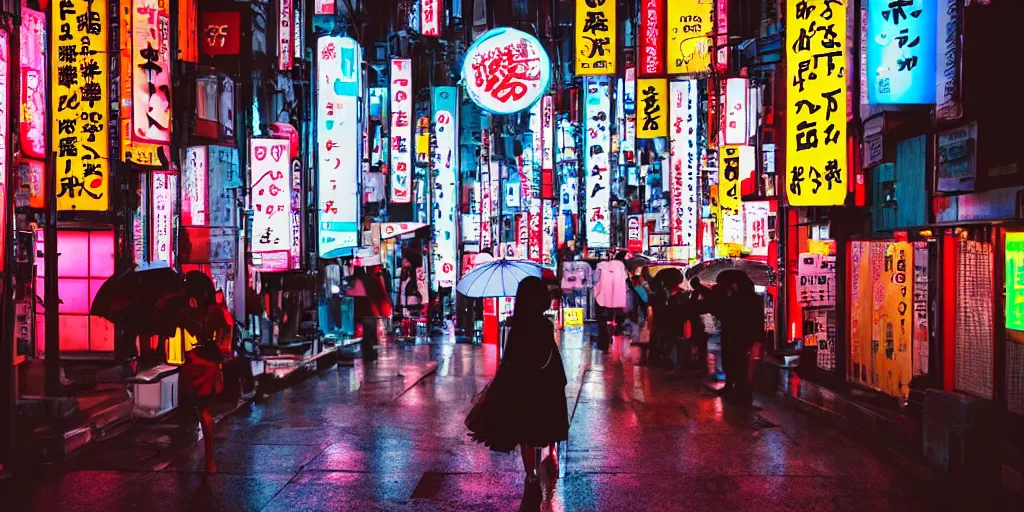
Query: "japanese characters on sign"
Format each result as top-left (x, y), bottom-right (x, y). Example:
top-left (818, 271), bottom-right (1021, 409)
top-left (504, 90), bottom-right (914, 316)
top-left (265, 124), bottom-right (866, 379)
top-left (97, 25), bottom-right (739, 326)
top-left (743, 201), bottom-right (771, 256)
top-left (120, 0), bottom-right (173, 168)
top-left (936, 0), bottom-right (961, 120)
top-left (421, 0), bottom-right (440, 37)
top-left (390, 58), bottom-right (413, 203)
top-left (151, 171), bottom-right (175, 264)
top-left (636, 78), bottom-right (668, 138)
top-left (627, 215), bottom-right (643, 253)
top-left (15, 160), bottom-right (45, 209)
top-left (542, 200), bottom-right (557, 269)
top-left (133, 173), bottom-right (148, 264)
top-left (529, 204), bottom-right (543, 263)
top-left (278, 0), bottom-right (293, 70)
top-left (462, 27), bottom-right (551, 115)
top-left (719, 146), bottom-right (741, 215)
top-left (575, 0), bottom-right (616, 76)
top-left (669, 79), bottom-right (698, 249)
top-left (207, 145), bottom-right (238, 227)
top-left (317, 36), bottom-right (361, 257)
top-left (667, 0), bottom-right (713, 75)
top-left (516, 213), bottom-right (530, 260)
top-left (250, 138), bottom-right (292, 271)
top-left (714, 0), bottom-right (729, 73)
top-left (541, 95), bottom-right (555, 198)
top-left (723, 78), bottom-right (748, 145)
top-left (52, 0), bottom-right (110, 211)
top-left (584, 78), bottom-right (611, 249)
top-left (622, 67), bottom-right (637, 165)
top-left (20, 7), bottom-right (46, 160)
top-left (480, 139), bottom-right (492, 250)
top-left (786, 0), bottom-right (848, 206)
top-left (640, 0), bottom-right (664, 76)
top-left (183, 146), bottom-right (208, 226)
top-left (0, 28), bottom-right (6, 272)
top-left (432, 86), bottom-right (459, 289)
top-left (936, 122), bottom-right (976, 193)
top-left (200, 11), bottom-right (241, 56)
top-left (867, 0), bottom-right (936, 104)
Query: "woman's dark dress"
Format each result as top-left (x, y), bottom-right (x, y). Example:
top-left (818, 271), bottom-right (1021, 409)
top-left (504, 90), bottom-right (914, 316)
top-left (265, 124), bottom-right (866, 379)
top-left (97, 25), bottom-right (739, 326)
top-left (467, 317), bottom-right (570, 453)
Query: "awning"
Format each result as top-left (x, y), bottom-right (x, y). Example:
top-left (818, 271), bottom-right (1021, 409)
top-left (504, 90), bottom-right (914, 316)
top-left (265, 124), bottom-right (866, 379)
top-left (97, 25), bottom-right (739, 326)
top-left (379, 222), bottom-right (429, 239)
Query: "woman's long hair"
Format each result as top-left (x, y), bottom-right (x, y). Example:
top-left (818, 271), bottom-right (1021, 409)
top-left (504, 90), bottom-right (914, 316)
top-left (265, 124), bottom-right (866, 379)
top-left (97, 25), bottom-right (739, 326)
top-left (511, 276), bottom-right (550, 328)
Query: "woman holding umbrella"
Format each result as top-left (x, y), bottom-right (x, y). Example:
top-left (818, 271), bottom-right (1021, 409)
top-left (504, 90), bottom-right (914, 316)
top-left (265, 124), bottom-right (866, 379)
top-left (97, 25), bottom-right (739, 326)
top-left (465, 276), bottom-right (569, 489)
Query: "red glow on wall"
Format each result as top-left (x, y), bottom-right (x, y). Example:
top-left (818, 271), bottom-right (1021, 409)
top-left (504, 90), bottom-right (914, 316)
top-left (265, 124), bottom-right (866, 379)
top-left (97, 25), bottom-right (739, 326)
top-left (639, 0), bottom-right (664, 76)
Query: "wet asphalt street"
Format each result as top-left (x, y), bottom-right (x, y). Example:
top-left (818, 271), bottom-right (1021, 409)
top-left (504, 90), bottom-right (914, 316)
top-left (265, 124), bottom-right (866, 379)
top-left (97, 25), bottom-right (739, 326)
top-left (5, 330), bottom-right (940, 511)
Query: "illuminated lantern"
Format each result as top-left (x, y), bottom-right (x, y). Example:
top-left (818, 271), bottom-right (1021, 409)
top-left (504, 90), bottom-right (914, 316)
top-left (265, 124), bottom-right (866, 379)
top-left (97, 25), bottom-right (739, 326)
top-left (462, 27), bottom-right (551, 115)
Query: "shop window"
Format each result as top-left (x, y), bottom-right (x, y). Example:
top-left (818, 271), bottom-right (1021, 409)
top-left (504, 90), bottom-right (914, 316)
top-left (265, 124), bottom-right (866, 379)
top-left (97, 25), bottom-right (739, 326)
top-left (35, 230), bottom-right (116, 354)
top-left (955, 239), bottom-right (994, 400)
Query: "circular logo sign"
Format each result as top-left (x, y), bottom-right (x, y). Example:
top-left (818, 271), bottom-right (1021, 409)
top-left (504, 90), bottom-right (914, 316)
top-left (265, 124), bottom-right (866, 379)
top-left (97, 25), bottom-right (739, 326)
top-left (462, 27), bottom-right (551, 115)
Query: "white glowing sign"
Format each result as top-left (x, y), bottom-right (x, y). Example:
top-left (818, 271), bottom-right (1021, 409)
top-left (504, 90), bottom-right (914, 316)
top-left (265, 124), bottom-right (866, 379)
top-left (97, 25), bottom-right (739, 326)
top-left (723, 78), bottom-right (749, 146)
top-left (432, 86), bottom-right (458, 289)
top-left (390, 58), bottom-right (413, 203)
top-left (744, 201), bottom-right (771, 257)
top-left (462, 27), bottom-right (551, 115)
top-left (250, 138), bottom-right (293, 271)
top-left (542, 200), bottom-right (556, 269)
top-left (480, 157), bottom-right (492, 250)
top-left (151, 171), bottom-right (175, 265)
top-left (317, 36), bottom-right (361, 257)
top-left (584, 78), bottom-right (611, 249)
top-left (183, 146), bottom-right (208, 226)
top-left (669, 79), bottom-right (698, 249)
top-left (421, 0), bottom-right (440, 36)
top-left (541, 95), bottom-right (554, 180)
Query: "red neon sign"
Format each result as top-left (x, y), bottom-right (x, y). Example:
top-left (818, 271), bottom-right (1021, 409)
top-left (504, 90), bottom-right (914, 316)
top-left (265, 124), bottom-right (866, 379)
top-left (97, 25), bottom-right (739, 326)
top-left (639, 0), bottom-right (664, 76)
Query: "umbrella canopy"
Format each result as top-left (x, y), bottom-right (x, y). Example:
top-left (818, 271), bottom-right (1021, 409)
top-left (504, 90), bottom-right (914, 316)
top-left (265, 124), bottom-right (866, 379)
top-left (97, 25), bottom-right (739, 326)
top-left (91, 265), bottom-right (202, 338)
top-left (683, 258), bottom-right (776, 288)
top-left (456, 259), bottom-right (542, 298)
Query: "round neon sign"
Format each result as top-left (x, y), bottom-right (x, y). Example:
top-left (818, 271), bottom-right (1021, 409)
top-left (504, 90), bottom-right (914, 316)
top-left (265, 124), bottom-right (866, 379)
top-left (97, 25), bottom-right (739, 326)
top-left (461, 27), bottom-right (551, 115)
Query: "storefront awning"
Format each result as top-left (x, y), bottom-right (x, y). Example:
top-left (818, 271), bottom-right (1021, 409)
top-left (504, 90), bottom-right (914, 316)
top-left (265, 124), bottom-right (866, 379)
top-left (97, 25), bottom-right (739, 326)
top-left (378, 222), bottom-right (429, 239)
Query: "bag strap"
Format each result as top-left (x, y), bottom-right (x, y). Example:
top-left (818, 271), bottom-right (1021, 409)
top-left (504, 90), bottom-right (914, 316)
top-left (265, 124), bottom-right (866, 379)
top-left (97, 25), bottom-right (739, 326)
top-left (540, 348), bottom-right (553, 370)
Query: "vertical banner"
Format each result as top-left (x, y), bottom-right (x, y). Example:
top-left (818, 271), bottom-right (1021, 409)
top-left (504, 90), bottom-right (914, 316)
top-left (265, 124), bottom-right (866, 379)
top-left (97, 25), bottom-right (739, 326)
top-left (936, 0), bottom-right (961, 120)
top-left (207, 145), bottom-right (238, 227)
top-left (575, 0), bottom-right (616, 76)
top-left (714, 0), bottom-right (729, 73)
top-left (583, 78), bottom-right (611, 249)
top-left (866, 0), bottom-right (936, 105)
top-left (786, 0), bottom-right (847, 206)
top-left (542, 200), bottom-right (557, 268)
top-left (622, 67), bottom-right (636, 166)
top-left (669, 80), bottom-right (698, 250)
top-left (52, 0), bottom-right (110, 211)
top-left (480, 136), bottom-right (492, 250)
top-left (278, 0), bottom-right (294, 70)
top-left (20, 7), bottom-right (46, 160)
top-left (722, 77), bottom-right (748, 145)
top-left (639, 0), bottom-right (664, 76)
top-left (529, 205), bottom-right (542, 262)
top-left (421, 0), bottom-right (441, 37)
top-left (182, 146), bottom-right (208, 226)
top-left (389, 59), bottom-right (413, 203)
top-left (636, 78), bottom-right (668, 138)
top-left (515, 213), bottom-right (530, 260)
top-left (151, 171), bottom-right (175, 264)
top-left (432, 86), bottom-right (459, 289)
top-left (743, 201), bottom-right (770, 256)
top-left (718, 146), bottom-right (741, 215)
top-left (317, 36), bottom-right (361, 256)
top-left (0, 28), bottom-right (7, 272)
top-left (666, 0), bottom-right (714, 75)
top-left (133, 173), bottom-right (148, 264)
top-left (541, 95), bottom-right (555, 198)
top-left (250, 138), bottom-right (292, 271)
top-left (120, 0), bottom-right (172, 168)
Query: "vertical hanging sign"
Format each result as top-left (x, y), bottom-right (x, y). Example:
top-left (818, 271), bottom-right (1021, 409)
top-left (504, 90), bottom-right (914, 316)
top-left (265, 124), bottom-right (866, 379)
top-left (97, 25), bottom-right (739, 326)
top-left (575, 0), bottom-right (616, 76)
top-left (151, 170), bottom-right (175, 265)
top-left (786, 0), bottom-right (847, 207)
top-left (421, 0), bottom-right (441, 37)
top-left (120, 0), bottom-right (172, 168)
top-left (667, 0), bottom-right (714, 75)
top-left (639, 0), bottom-right (664, 76)
top-left (52, 0), bottom-right (110, 211)
top-left (936, 0), bottom-right (961, 120)
top-left (20, 7), bottom-right (46, 160)
top-left (278, 0), bottom-right (294, 70)
top-left (317, 36), bottom-right (361, 256)
top-left (390, 58), bottom-right (413, 203)
top-left (636, 78), bottom-right (668, 138)
top-left (0, 28), bottom-right (7, 273)
top-left (718, 146), bottom-right (741, 214)
top-left (182, 146), bottom-right (208, 226)
top-left (432, 86), bottom-right (459, 289)
top-left (714, 0), bottom-right (729, 73)
top-left (541, 95), bottom-right (555, 198)
top-left (542, 200), bottom-right (557, 268)
top-left (584, 78), bottom-right (611, 249)
top-left (722, 77), bottom-right (748, 145)
top-left (866, 0), bottom-right (936, 105)
top-left (250, 138), bottom-right (293, 271)
top-left (669, 79), bottom-right (698, 249)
